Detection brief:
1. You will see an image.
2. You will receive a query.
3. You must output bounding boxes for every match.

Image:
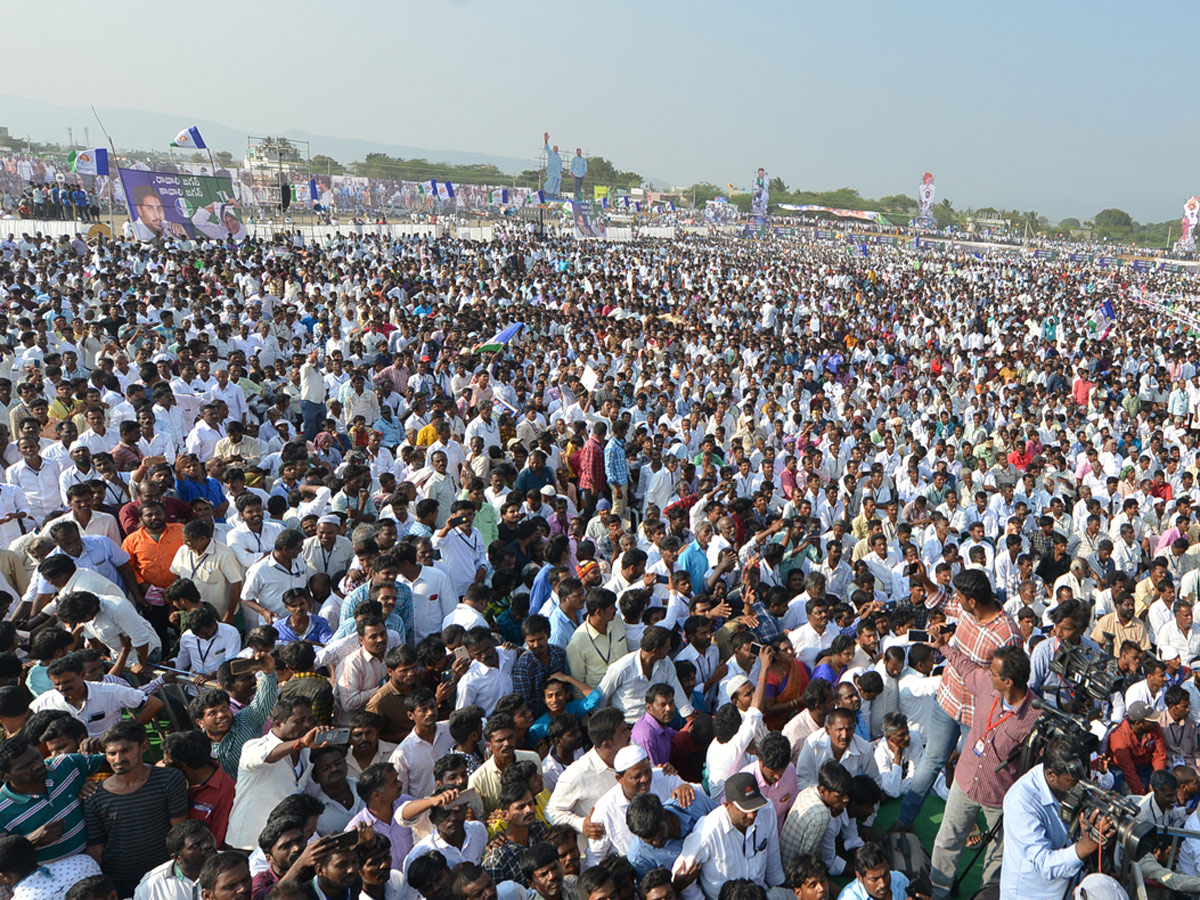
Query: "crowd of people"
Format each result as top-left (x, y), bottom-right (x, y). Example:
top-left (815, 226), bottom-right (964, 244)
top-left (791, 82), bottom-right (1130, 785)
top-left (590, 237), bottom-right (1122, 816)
top-left (0, 224), bottom-right (1192, 900)
top-left (11, 185), bottom-right (97, 223)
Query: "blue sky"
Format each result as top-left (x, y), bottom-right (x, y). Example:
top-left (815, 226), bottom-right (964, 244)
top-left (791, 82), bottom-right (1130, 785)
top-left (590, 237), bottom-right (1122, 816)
top-left (4, 0), bottom-right (1195, 221)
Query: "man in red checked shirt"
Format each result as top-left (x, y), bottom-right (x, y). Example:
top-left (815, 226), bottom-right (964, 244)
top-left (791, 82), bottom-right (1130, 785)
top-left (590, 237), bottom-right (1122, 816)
top-left (576, 421), bottom-right (607, 520)
top-left (890, 564), bottom-right (1022, 832)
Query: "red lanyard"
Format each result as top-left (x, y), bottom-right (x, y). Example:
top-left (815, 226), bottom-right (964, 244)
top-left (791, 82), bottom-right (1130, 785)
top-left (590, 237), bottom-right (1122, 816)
top-left (983, 696), bottom-right (1017, 735)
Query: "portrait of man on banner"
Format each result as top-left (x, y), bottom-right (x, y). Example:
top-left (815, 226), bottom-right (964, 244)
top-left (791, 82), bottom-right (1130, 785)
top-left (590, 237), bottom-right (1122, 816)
top-left (129, 184), bottom-right (186, 241)
top-left (751, 167), bottom-right (769, 217)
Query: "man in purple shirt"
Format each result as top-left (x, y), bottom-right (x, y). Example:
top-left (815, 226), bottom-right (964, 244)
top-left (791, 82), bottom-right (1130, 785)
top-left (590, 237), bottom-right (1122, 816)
top-left (630, 683), bottom-right (677, 765)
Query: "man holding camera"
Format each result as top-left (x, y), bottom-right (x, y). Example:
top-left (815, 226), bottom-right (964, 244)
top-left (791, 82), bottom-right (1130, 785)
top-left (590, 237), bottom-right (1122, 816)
top-left (1000, 739), bottom-right (1115, 899)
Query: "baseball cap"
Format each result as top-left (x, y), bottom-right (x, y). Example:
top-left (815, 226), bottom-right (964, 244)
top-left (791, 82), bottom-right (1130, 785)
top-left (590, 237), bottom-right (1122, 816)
top-left (1127, 700), bottom-right (1155, 723)
top-left (723, 772), bottom-right (767, 812)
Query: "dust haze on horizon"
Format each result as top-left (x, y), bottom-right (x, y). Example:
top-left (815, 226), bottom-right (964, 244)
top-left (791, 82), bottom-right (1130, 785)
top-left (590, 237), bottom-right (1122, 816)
top-left (2, 0), bottom-right (1197, 223)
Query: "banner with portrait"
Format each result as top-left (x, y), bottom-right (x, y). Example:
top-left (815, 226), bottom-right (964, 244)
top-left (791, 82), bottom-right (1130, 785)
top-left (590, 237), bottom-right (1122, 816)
top-left (570, 200), bottom-right (606, 238)
top-left (119, 168), bottom-right (247, 242)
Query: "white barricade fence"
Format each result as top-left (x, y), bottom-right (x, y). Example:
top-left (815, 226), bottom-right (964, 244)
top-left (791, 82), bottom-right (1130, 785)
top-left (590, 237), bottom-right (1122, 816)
top-left (602, 227), bottom-right (633, 242)
top-left (0, 219), bottom-right (94, 239)
top-left (457, 227), bottom-right (494, 241)
top-left (0, 218), bottom-right (448, 242)
top-left (639, 226), bottom-right (677, 239)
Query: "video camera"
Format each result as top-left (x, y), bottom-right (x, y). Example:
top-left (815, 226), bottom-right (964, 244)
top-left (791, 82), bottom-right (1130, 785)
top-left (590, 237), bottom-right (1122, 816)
top-left (1059, 779), bottom-right (1159, 861)
top-left (1023, 697), bottom-right (1099, 773)
top-left (1049, 641), bottom-right (1133, 705)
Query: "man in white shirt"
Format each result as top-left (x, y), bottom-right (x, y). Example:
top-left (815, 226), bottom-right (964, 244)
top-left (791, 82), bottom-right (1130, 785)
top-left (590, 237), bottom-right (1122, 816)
top-left (185, 405), bottom-right (226, 463)
top-left (299, 351), bottom-right (328, 441)
top-left (390, 687), bottom-right (453, 799)
top-left (872, 712), bottom-right (926, 798)
top-left (898, 645), bottom-right (943, 739)
top-left (789, 597), bottom-right (836, 669)
top-left (210, 367), bottom-right (249, 425)
top-left (399, 548), bottom-right (457, 643)
top-left (225, 695), bottom-right (327, 851)
top-left (241, 530), bottom-right (313, 626)
top-left (671, 772), bottom-right (786, 900)
top-left (585, 744), bottom-right (711, 865)
top-left (8, 435), bottom-right (61, 523)
top-left (1158, 601), bottom-right (1200, 664)
top-left (401, 791), bottom-right (488, 900)
top-left (598, 626), bottom-right (694, 724)
top-left (706, 674), bottom-right (768, 798)
top-left (32, 653), bottom-right (163, 737)
top-left (454, 629), bottom-right (515, 712)
top-left (55, 589), bottom-right (160, 668)
top-left (131, 821), bottom-right (214, 900)
top-left (227, 495), bottom-right (286, 570)
top-left (464, 402), bottom-right (501, 453)
top-left (175, 609), bottom-right (241, 676)
top-left (546, 708), bottom-right (631, 835)
top-left (796, 708), bottom-right (881, 789)
top-left (432, 501), bottom-right (488, 600)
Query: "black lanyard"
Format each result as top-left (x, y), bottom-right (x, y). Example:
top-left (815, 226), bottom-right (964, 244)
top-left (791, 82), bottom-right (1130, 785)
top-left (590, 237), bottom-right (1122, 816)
top-left (588, 628), bottom-right (612, 664)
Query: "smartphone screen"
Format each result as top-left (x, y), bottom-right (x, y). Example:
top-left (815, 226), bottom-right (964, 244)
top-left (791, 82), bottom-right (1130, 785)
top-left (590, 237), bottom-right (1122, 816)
top-left (907, 629), bottom-right (929, 643)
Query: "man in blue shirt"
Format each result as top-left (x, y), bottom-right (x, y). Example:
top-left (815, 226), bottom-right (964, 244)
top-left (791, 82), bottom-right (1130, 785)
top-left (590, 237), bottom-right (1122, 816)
top-left (604, 420), bottom-right (630, 525)
top-left (547, 577), bottom-right (585, 649)
top-left (1000, 739), bottom-right (1115, 899)
top-left (543, 132), bottom-right (562, 197)
top-left (678, 522), bottom-right (714, 596)
top-left (838, 840), bottom-right (928, 900)
top-left (570, 149), bottom-right (587, 199)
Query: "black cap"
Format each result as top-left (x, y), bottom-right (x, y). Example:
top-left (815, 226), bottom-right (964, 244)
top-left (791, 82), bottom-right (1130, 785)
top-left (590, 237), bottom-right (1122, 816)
top-left (723, 772), bottom-right (767, 812)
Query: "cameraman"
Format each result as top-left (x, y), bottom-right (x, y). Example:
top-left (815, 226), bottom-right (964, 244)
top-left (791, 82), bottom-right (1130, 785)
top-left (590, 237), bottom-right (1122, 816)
top-left (1028, 598), bottom-right (1098, 705)
top-left (1000, 738), bottom-right (1115, 898)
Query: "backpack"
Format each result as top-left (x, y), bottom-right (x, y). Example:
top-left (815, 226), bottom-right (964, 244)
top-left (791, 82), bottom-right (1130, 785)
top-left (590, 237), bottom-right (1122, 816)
top-left (885, 829), bottom-right (932, 882)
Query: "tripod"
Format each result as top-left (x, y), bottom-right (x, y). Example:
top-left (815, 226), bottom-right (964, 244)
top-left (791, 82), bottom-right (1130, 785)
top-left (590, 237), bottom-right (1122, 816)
top-left (949, 811), bottom-right (1003, 898)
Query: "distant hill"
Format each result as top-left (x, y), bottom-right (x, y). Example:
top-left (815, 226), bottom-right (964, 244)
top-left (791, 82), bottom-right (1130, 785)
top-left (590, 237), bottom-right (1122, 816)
top-left (0, 94), bottom-right (541, 174)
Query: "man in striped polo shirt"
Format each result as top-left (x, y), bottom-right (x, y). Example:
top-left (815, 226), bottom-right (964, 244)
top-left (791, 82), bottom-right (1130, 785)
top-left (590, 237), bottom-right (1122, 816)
top-left (0, 737), bottom-right (104, 863)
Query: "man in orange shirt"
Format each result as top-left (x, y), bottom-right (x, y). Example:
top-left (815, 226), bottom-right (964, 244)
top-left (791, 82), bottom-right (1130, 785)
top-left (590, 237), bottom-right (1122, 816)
top-left (1108, 700), bottom-right (1167, 795)
top-left (122, 499), bottom-right (186, 645)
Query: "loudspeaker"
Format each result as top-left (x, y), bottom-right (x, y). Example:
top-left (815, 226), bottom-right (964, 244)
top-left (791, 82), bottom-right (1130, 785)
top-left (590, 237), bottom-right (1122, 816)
top-left (280, 184), bottom-right (291, 211)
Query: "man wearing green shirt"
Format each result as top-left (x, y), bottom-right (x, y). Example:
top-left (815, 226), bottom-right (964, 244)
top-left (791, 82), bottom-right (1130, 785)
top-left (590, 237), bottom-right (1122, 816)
top-left (0, 739), bottom-right (105, 863)
top-left (188, 651), bottom-right (279, 780)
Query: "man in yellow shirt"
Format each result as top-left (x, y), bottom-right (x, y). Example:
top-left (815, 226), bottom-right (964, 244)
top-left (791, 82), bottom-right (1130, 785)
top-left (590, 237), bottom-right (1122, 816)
top-left (416, 409), bottom-right (443, 447)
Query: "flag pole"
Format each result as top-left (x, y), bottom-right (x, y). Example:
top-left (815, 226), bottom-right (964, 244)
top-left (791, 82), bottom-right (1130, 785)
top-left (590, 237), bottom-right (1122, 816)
top-left (90, 105), bottom-right (119, 236)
